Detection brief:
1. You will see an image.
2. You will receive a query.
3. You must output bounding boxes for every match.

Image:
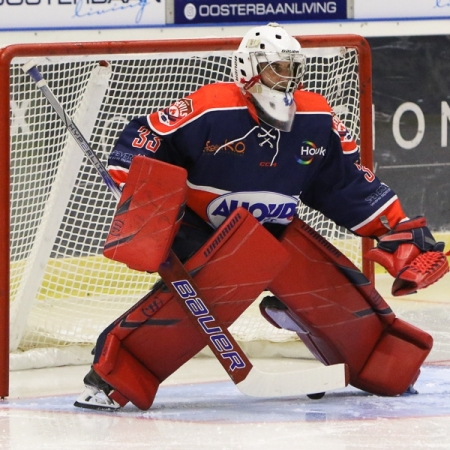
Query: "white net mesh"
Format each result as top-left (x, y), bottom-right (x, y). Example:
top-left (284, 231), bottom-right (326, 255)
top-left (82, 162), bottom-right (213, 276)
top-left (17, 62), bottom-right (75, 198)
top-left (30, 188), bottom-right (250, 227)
top-left (8, 44), bottom-right (365, 368)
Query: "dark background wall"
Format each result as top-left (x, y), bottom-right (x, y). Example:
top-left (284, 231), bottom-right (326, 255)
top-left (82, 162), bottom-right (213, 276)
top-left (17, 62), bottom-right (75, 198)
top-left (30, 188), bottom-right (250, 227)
top-left (367, 35), bottom-right (450, 231)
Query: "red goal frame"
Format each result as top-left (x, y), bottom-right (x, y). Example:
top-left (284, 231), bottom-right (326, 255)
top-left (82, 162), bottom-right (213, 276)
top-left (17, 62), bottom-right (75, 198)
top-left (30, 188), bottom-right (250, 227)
top-left (0, 35), bottom-right (373, 398)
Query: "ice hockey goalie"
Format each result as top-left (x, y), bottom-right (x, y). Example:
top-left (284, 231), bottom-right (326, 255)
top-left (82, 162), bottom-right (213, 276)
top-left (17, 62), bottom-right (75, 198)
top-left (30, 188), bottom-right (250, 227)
top-left (74, 155), bottom-right (447, 411)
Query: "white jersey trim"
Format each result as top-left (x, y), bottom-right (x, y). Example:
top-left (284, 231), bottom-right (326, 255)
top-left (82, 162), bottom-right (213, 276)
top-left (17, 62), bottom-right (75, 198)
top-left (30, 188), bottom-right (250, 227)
top-left (107, 164), bottom-right (129, 174)
top-left (186, 180), bottom-right (230, 196)
top-left (295, 111), bottom-right (331, 116)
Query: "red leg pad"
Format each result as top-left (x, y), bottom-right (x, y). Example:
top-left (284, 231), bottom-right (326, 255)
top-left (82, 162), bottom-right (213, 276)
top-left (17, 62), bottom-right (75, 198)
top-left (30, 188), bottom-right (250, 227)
top-left (94, 334), bottom-right (160, 410)
top-left (267, 218), bottom-right (432, 396)
top-left (264, 301), bottom-right (385, 378)
top-left (94, 208), bottom-right (289, 409)
top-left (356, 318), bottom-right (433, 396)
top-left (103, 156), bottom-right (188, 272)
top-left (109, 390), bottom-right (129, 408)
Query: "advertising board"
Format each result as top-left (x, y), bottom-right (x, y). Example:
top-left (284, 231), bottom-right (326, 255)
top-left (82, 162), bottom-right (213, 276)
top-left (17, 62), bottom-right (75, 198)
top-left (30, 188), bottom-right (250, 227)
top-left (0, 0), bottom-right (166, 30)
top-left (354, 0), bottom-right (450, 19)
top-left (174, 0), bottom-right (346, 24)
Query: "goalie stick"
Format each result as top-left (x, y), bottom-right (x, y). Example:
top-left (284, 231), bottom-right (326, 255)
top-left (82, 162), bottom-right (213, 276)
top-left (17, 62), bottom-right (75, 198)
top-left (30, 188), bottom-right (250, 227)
top-left (23, 60), bottom-right (348, 399)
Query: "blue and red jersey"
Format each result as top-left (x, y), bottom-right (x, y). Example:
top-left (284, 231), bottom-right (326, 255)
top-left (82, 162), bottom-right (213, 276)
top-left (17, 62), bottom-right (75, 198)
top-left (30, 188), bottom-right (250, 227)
top-left (108, 82), bottom-right (406, 237)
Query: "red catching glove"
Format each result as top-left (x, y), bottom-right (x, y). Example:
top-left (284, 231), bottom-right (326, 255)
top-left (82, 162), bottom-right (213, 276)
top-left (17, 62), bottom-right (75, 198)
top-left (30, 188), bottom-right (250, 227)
top-left (365, 217), bottom-right (449, 296)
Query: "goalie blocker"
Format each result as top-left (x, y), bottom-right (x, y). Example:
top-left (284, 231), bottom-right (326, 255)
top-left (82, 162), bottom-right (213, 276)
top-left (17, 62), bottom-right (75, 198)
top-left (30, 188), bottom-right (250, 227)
top-left (102, 155), bottom-right (188, 272)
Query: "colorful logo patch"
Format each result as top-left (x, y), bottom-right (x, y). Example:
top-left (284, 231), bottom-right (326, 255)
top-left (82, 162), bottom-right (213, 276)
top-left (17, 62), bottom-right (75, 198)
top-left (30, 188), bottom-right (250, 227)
top-left (158, 98), bottom-right (193, 127)
top-left (295, 140), bottom-right (326, 165)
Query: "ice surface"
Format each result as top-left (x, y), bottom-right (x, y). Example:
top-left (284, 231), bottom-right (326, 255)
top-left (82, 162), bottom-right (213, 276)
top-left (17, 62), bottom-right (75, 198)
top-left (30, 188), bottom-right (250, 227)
top-left (1, 273), bottom-right (449, 449)
top-left (1, 363), bottom-right (450, 449)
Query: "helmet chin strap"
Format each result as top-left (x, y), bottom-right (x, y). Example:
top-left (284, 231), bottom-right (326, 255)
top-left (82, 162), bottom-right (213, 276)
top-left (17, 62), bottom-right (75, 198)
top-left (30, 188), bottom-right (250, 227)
top-left (241, 75), bottom-right (261, 90)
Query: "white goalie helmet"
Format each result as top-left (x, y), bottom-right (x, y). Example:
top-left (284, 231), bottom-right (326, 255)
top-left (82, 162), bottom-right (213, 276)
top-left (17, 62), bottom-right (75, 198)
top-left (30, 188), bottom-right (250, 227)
top-left (233, 23), bottom-right (306, 131)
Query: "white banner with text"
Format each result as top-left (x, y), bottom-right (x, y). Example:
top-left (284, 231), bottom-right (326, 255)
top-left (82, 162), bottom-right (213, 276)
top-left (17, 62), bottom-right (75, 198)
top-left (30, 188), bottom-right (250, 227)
top-left (354, 0), bottom-right (450, 19)
top-left (0, 0), bottom-right (166, 30)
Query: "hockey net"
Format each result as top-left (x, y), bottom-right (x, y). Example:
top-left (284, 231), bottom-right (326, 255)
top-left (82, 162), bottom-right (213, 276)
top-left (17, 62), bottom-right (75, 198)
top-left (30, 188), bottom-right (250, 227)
top-left (1, 36), bottom-right (373, 379)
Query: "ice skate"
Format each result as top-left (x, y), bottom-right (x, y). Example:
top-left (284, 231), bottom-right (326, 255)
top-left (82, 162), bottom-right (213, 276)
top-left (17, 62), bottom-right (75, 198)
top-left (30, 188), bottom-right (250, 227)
top-left (74, 368), bottom-right (121, 411)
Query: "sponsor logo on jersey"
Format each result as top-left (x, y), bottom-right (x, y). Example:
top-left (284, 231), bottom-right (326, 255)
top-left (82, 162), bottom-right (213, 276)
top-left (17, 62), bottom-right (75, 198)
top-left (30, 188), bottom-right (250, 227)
top-left (203, 139), bottom-right (246, 155)
top-left (207, 191), bottom-right (297, 227)
top-left (158, 98), bottom-right (193, 126)
top-left (295, 140), bottom-right (326, 165)
top-left (365, 184), bottom-right (391, 206)
top-left (109, 149), bottom-right (133, 164)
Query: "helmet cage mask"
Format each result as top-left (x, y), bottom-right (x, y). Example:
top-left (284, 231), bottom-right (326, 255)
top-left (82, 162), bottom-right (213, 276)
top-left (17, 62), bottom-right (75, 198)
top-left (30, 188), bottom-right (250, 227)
top-left (251, 51), bottom-right (306, 93)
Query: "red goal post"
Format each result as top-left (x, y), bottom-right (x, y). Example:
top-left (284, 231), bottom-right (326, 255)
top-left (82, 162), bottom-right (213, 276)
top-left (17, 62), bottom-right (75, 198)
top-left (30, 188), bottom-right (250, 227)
top-left (0, 35), bottom-right (373, 397)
